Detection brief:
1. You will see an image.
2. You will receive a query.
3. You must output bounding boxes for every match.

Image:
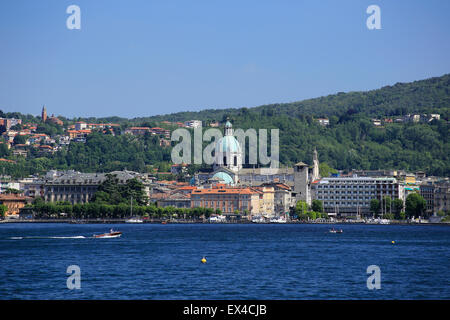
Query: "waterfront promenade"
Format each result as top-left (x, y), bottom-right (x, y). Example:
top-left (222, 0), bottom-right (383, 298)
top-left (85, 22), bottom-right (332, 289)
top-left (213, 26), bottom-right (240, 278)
top-left (1, 218), bottom-right (448, 225)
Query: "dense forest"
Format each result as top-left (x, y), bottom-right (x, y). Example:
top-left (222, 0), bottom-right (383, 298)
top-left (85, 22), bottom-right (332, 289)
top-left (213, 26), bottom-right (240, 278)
top-left (0, 74), bottom-right (449, 178)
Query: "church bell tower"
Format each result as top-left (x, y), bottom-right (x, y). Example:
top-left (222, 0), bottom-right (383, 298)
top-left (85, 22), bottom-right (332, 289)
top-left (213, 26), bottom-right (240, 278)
top-left (41, 105), bottom-right (47, 122)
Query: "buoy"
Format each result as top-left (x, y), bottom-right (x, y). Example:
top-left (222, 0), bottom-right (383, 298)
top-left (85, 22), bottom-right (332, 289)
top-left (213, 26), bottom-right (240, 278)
top-left (392, 241), bottom-right (395, 244)
top-left (201, 257), bottom-right (207, 264)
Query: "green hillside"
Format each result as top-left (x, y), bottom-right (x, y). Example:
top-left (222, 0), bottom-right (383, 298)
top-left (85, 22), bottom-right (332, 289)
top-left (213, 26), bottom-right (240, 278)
top-left (131, 73), bottom-right (450, 123)
top-left (0, 74), bottom-right (449, 178)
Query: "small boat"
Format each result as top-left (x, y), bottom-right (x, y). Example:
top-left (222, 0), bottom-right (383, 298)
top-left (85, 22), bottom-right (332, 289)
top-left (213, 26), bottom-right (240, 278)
top-left (270, 217), bottom-right (287, 223)
top-left (329, 228), bottom-right (343, 233)
top-left (125, 217), bottom-right (143, 223)
top-left (252, 216), bottom-right (265, 223)
top-left (125, 197), bottom-right (143, 223)
top-left (209, 215), bottom-right (226, 223)
top-left (93, 229), bottom-right (122, 238)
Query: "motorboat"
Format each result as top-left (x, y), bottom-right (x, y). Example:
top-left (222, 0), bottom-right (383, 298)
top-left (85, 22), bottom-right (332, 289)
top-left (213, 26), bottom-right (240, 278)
top-left (252, 216), bottom-right (266, 223)
top-left (93, 229), bottom-right (122, 238)
top-left (270, 217), bottom-right (287, 223)
top-left (329, 228), bottom-right (343, 233)
top-left (125, 217), bottom-right (143, 223)
top-left (209, 215), bottom-right (226, 223)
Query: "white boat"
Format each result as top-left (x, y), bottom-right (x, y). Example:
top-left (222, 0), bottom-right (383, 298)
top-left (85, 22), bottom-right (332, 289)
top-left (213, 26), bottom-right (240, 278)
top-left (209, 215), bottom-right (226, 223)
top-left (125, 196), bottom-right (143, 223)
top-left (252, 216), bottom-right (266, 223)
top-left (93, 229), bottom-right (122, 238)
top-left (329, 228), bottom-right (343, 233)
top-left (366, 218), bottom-right (390, 225)
top-left (270, 217), bottom-right (287, 223)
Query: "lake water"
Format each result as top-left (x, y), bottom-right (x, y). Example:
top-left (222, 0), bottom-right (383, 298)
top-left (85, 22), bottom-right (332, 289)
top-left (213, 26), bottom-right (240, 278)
top-left (0, 223), bottom-right (449, 299)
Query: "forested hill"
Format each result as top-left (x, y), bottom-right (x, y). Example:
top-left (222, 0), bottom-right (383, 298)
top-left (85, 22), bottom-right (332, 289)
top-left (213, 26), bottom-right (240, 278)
top-left (0, 74), bottom-right (449, 178)
top-left (132, 73), bottom-right (450, 124)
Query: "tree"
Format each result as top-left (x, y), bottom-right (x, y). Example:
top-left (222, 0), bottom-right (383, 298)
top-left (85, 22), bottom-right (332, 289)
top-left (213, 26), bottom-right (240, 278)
top-left (124, 178), bottom-right (148, 205)
top-left (306, 211), bottom-right (317, 220)
top-left (0, 204), bottom-right (7, 218)
top-left (92, 175), bottom-right (148, 206)
top-left (295, 200), bottom-right (309, 220)
top-left (319, 163), bottom-right (337, 178)
top-left (13, 134), bottom-right (27, 145)
top-left (405, 193), bottom-right (427, 218)
top-left (392, 198), bottom-right (404, 219)
top-left (370, 199), bottom-right (381, 217)
top-left (295, 200), bottom-right (308, 215)
top-left (380, 196), bottom-right (392, 215)
top-left (311, 200), bottom-right (324, 213)
top-left (0, 143), bottom-right (10, 157)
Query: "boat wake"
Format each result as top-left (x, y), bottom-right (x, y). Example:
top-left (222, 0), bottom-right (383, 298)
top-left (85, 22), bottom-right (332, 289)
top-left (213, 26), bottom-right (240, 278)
top-left (8, 235), bottom-right (86, 240)
top-left (49, 236), bottom-right (86, 239)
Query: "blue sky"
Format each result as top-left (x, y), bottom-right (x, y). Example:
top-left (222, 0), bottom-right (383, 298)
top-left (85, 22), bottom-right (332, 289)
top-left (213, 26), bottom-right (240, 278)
top-left (1, 0), bottom-right (449, 118)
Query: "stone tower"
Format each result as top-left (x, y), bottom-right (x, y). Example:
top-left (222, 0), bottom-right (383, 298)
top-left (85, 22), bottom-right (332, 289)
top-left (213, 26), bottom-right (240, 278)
top-left (294, 161), bottom-right (311, 205)
top-left (41, 105), bottom-right (47, 122)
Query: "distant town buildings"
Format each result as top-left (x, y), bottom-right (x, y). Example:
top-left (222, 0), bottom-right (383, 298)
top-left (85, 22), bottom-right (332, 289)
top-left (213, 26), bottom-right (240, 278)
top-left (171, 163), bottom-right (188, 175)
top-left (40, 170), bottom-right (152, 204)
top-left (0, 193), bottom-right (32, 216)
top-left (125, 126), bottom-right (170, 138)
top-left (191, 185), bottom-right (259, 216)
top-left (41, 105), bottom-right (63, 125)
top-left (0, 109), bottom-right (447, 221)
top-left (0, 118), bottom-right (22, 130)
top-left (420, 180), bottom-right (450, 216)
top-left (184, 120), bottom-right (202, 128)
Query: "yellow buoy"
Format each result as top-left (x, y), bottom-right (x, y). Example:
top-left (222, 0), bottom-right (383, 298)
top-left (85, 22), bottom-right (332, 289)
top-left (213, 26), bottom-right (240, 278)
top-left (201, 257), bottom-right (207, 264)
top-left (392, 241), bottom-right (395, 244)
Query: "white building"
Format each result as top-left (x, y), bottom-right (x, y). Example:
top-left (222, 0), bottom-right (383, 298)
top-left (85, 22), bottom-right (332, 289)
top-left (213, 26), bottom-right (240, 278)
top-left (312, 177), bottom-right (402, 217)
top-left (75, 122), bottom-right (87, 130)
top-left (184, 120), bottom-right (202, 128)
top-left (317, 118), bottom-right (329, 126)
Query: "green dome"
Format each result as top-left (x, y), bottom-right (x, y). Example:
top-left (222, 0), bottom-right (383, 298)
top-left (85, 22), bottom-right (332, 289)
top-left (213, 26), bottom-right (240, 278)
top-left (216, 135), bottom-right (241, 153)
top-left (212, 172), bottom-right (234, 184)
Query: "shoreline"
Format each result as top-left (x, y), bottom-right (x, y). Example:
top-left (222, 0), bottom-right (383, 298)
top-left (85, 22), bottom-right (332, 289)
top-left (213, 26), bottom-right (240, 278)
top-left (1, 219), bottom-right (449, 226)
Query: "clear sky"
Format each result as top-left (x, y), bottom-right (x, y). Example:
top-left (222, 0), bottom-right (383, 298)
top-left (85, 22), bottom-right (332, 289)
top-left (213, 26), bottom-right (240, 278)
top-left (1, 0), bottom-right (449, 118)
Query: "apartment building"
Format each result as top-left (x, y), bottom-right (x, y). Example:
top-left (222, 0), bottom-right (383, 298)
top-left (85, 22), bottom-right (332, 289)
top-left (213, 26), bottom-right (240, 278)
top-left (312, 177), bottom-right (402, 217)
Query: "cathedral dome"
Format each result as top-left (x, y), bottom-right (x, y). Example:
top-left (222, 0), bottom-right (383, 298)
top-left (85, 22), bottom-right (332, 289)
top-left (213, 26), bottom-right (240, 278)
top-left (212, 172), bottom-right (234, 185)
top-left (216, 135), bottom-right (241, 153)
top-left (213, 120), bottom-right (243, 173)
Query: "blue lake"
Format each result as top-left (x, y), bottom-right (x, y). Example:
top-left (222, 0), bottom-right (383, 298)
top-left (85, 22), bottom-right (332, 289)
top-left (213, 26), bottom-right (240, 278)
top-left (0, 223), bottom-right (449, 299)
